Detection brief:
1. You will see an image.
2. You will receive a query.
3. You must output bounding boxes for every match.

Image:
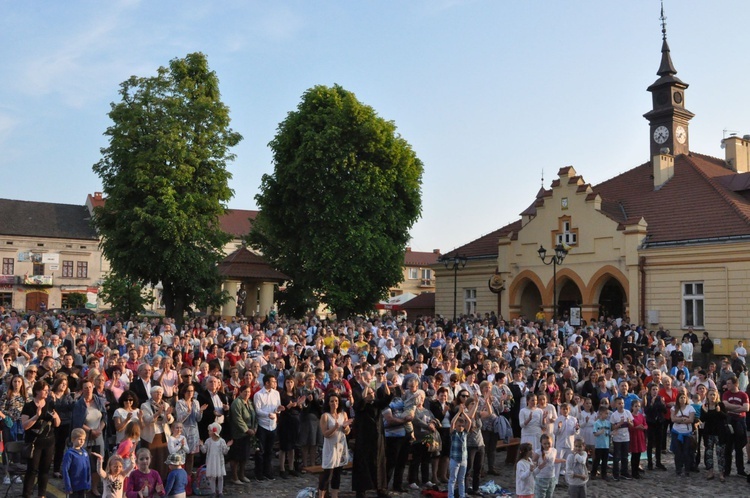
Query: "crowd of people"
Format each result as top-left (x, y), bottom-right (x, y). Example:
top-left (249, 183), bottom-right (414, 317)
top-left (1, 306), bottom-right (750, 498)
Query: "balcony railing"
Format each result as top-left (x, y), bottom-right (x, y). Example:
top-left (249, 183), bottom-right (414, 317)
top-left (420, 278), bottom-right (435, 287)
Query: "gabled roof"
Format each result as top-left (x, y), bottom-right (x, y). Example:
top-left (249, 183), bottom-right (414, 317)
top-left (442, 220), bottom-right (522, 260)
top-left (219, 209), bottom-right (258, 239)
top-left (401, 292), bottom-right (435, 310)
top-left (0, 199), bottom-right (98, 240)
top-left (218, 247), bottom-right (288, 281)
top-left (404, 249), bottom-right (441, 267)
top-left (591, 153), bottom-right (750, 244)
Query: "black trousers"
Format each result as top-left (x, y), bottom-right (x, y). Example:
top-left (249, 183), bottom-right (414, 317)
top-left (647, 421), bottom-right (663, 467)
top-left (22, 436), bottom-right (55, 498)
top-left (385, 435), bottom-right (409, 491)
top-left (408, 442), bottom-right (431, 485)
top-left (255, 426), bottom-right (276, 478)
top-left (465, 446), bottom-right (484, 493)
top-left (724, 417), bottom-right (748, 476)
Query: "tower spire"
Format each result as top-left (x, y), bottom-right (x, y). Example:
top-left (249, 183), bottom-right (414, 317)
top-left (657, 1), bottom-right (677, 76)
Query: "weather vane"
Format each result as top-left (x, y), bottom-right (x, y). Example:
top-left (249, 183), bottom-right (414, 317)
top-left (660, 0), bottom-right (667, 41)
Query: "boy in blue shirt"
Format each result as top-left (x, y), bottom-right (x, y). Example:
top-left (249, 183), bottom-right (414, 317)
top-left (164, 452), bottom-right (189, 498)
top-left (448, 403), bottom-right (473, 498)
top-left (591, 406), bottom-right (612, 482)
top-left (61, 428), bottom-right (92, 498)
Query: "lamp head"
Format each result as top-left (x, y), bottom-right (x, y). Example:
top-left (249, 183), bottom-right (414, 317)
top-left (537, 245), bottom-right (547, 261)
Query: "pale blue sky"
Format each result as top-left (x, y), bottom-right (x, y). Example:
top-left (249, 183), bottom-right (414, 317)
top-left (1, 1), bottom-right (749, 253)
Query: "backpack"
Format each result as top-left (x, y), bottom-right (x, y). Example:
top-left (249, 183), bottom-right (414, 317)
top-left (191, 465), bottom-right (212, 496)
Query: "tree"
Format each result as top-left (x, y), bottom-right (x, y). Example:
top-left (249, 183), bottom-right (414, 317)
top-left (99, 271), bottom-right (155, 320)
top-left (249, 84), bottom-right (423, 318)
top-left (65, 292), bottom-right (87, 309)
top-left (92, 52), bottom-right (242, 323)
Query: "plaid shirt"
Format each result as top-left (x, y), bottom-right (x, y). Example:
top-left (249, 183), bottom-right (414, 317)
top-left (449, 430), bottom-right (468, 464)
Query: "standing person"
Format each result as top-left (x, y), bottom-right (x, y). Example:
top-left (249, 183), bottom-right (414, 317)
top-left (278, 376), bottom-right (306, 478)
top-left (299, 373), bottom-right (324, 469)
top-left (49, 376), bottom-right (75, 478)
top-left (671, 391), bottom-right (696, 476)
top-left (21, 380), bottom-right (61, 498)
top-left (0, 374), bottom-right (28, 446)
top-left (701, 388), bottom-right (728, 482)
top-left (228, 384), bottom-right (256, 485)
top-left (609, 397), bottom-right (633, 481)
top-left (463, 396), bottom-right (485, 497)
top-left (721, 375), bottom-right (749, 479)
top-left (515, 443), bottom-right (537, 498)
top-left (700, 332), bottom-right (714, 369)
top-left (61, 428), bottom-right (93, 498)
top-left (644, 383), bottom-right (667, 471)
top-left (447, 404), bottom-right (472, 498)
top-left (71, 378), bottom-right (108, 497)
top-left (93, 454), bottom-right (131, 498)
top-left (533, 434), bottom-right (565, 498)
top-left (253, 373), bottom-right (282, 481)
top-left (430, 387), bottom-right (452, 483)
top-left (197, 377), bottom-right (229, 442)
top-left (174, 384), bottom-right (204, 476)
top-left (408, 391), bottom-right (438, 489)
top-left (200, 422), bottom-right (231, 498)
top-left (554, 403), bottom-right (579, 482)
top-left (163, 453), bottom-right (188, 498)
top-left (577, 398), bottom-right (596, 458)
top-left (113, 390), bottom-right (143, 445)
top-left (565, 438), bottom-right (589, 498)
top-left (658, 377), bottom-right (678, 453)
top-left (352, 369), bottom-right (393, 498)
top-left (628, 400), bottom-right (647, 479)
top-left (141, 386), bottom-right (174, 482)
top-left (591, 407), bottom-right (611, 481)
top-left (478, 381), bottom-right (500, 475)
top-left (318, 394), bottom-right (351, 498)
top-left (125, 448), bottom-right (165, 498)
top-left (520, 393), bottom-right (543, 453)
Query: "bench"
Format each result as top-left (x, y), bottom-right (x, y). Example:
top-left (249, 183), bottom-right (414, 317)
top-left (303, 461), bottom-right (353, 474)
top-left (496, 437), bottom-right (521, 464)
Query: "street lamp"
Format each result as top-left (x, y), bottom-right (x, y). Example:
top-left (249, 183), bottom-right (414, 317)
top-left (538, 244), bottom-right (568, 322)
top-left (443, 255), bottom-right (468, 323)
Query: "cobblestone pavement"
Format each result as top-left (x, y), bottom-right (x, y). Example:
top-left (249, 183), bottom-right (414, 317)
top-left (38, 451), bottom-right (750, 498)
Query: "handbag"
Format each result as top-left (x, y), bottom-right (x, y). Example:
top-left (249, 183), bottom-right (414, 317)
top-left (3, 416), bottom-right (13, 428)
top-left (423, 431), bottom-right (441, 454)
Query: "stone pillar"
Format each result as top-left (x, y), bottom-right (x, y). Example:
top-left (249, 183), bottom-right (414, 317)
top-left (258, 282), bottom-right (275, 318)
top-left (243, 284), bottom-right (259, 317)
top-left (221, 280), bottom-right (240, 317)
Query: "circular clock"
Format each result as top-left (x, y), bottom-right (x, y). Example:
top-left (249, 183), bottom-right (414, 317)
top-left (675, 126), bottom-right (687, 145)
top-left (653, 125), bottom-right (669, 144)
top-left (673, 92), bottom-right (683, 104)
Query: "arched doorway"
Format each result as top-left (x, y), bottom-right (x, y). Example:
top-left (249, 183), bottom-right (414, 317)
top-left (25, 291), bottom-right (48, 312)
top-left (598, 278), bottom-right (627, 320)
top-left (520, 283), bottom-right (543, 321)
top-left (557, 278), bottom-right (582, 322)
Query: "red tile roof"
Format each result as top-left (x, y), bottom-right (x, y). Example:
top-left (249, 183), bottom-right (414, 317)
top-left (219, 209), bottom-right (258, 238)
top-left (404, 249), bottom-right (441, 267)
top-left (591, 153), bottom-right (750, 244)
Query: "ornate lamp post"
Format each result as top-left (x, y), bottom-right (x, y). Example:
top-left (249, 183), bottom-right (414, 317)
top-left (537, 244), bottom-right (568, 322)
top-left (443, 255), bottom-right (467, 323)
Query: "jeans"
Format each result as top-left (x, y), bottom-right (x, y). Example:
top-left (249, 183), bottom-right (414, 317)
top-left (704, 434), bottom-right (725, 472)
top-left (673, 432), bottom-right (694, 474)
top-left (591, 448), bottom-right (608, 477)
top-left (255, 426), bottom-right (276, 478)
top-left (612, 441), bottom-right (629, 477)
top-left (534, 476), bottom-right (556, 498)
top-left (448, 459), bottom-right (467, 498)
top-left (482, 429), bottom-right (499, 472)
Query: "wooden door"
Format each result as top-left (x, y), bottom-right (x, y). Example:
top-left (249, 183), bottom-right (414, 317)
top-left (25, 292), bottom-right (48, 312)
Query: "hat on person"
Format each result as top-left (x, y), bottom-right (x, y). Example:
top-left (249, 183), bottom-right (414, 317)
top-left (165, 453), bottom-right (184, 466)
top-left (208, 422), bottom-right (222, 435)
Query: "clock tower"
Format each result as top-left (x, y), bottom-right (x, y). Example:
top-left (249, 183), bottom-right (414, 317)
top-left (643, 6), bottom-right (694, 158)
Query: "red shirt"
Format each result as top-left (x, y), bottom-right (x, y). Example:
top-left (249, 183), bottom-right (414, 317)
top-left (658, 387), bottom-right (678, 420)
top-left (722, 389), bottom-right (749, 418)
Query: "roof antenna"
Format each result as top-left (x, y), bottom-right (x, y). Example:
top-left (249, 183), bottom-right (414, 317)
top-left (541, 169), bottom-right (544, 188)
top-left (660, 0), bottom-right (667, 41)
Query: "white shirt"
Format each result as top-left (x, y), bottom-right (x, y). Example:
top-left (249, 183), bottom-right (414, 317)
top-left (253, 387), bottom-right (281, 431)
top-left (609, 409), bottom-right (633, 443)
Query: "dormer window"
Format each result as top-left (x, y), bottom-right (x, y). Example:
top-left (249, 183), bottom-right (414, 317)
top-left (555, 219), bottom-right (578, 246)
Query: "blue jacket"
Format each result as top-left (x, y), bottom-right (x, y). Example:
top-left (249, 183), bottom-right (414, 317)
top-left (61, 447), bottom-right (91, 493)
top-left (164, 468), bottom-right (188, 497)
top-left (71, 395), bottom-right (107, 432)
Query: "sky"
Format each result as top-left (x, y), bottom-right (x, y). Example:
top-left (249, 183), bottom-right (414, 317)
top-left (2, 1), bottom-right (749, 254)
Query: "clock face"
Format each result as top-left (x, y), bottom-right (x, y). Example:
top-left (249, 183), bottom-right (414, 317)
top-left (653, 125), bottom-right (669, 144)
top-left (675, 126), bottom-right (687, 145)
top-left (561, 197), bottom-right (569, 209)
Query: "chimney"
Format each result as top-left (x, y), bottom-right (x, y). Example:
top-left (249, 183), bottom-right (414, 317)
top-left (723, 135), bottom-right (750, 173)
top-left (653, 152), bottom-right (674, 189)
top-left (433, 249), bottom-right (440, 254)
top-left (94, 192), bottom-right (103, 200)
top-left (405, 247), bottom-right (411, 252)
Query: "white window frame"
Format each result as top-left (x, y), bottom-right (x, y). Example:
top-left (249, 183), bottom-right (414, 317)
top-left (556, 221), bottom-right (578, 246)
top-left (408, 268), bottom-right (418, 280)
top-left (421, 268), bottom-right (432, 285)
top-left (464, 288), bottom-right (477, 316)
top-left (682, 281), bottom-right (704, 328)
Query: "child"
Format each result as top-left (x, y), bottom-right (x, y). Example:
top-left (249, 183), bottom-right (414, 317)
top-left (167, 422), bottom-right (189, 460)
top-left (628, 400), bottom-right (647, 479)
top-left (92, 453), bottom-right (132, 498)
top-left (163, 453), bottom-right (189, 498)
top-left (609, 397), bottom-right (633, 481)
top-left (533, 434), bottom-right (565, 498)
top-left (577, 398), bottom-right (596, 458)
top-left (447, 404), bottom-right (472, 498)
top-left (565, 438), bottom-right (589, 498)
top-left (117, 421), bottom-right (142, 474)
top-left (62, 428), bottom-right (92, 498)
top-left (126, 448), bottom-right (165, 498)
top-left (591, 406), bottom-right (611, 481)
top-left (554, 402), bottom-right (579, 481)
top-left (515, 443), bottom-right (537, 498)
top-left (200, 422), bottom-right (232, 498)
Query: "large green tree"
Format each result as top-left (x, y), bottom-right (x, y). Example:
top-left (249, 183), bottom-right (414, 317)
top-left (93, 52), bottom-right (242, 322)
top-left (249, 84), bottom-right (423, 318)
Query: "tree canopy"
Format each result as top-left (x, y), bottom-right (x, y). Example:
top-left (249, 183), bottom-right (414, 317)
top-left (93, 52), bottom-right (242, 322)
top-left (99, 271), bottom-right (155, 320)
top-left (249, 84), bottom-right (423, 318)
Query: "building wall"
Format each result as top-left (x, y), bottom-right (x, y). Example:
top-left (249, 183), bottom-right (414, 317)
top-left (433, 258), bottom-right (497, 320)
top-left (0, 235), bottom-right (103, 311)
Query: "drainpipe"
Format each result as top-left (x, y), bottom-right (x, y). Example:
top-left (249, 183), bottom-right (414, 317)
top-left (639, 256), bottom-right (646, 326)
